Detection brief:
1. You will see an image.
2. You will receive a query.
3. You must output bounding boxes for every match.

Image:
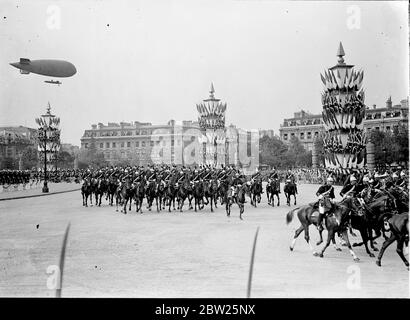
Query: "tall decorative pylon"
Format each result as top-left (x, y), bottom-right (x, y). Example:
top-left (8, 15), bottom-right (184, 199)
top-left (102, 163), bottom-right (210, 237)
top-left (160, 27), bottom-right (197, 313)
top-left (196, 83), bottom-right (227, 166)
top-left (320, 43), bottom-right (367, 169)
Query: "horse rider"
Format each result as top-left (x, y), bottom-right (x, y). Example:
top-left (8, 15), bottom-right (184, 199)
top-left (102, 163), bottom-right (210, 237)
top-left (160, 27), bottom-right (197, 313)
top-left (268, 168), bottom-right (279, 180)
top-left (285, 169), bottom-right (295, 183)
top-left (314, 176), bottom-right (336, 231)
top-left (231, 172), bottom-right (245, 202)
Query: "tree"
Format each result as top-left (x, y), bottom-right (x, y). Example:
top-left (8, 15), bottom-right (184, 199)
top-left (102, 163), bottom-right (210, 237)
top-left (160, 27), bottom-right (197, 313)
top-left (369, 126), bottom-right (409, 167)
top-left (259, 135), bottom-right (288, 169)
top-left (57, 150), bottom-right (75, 169)
top-left (284, 136), bottom-right (312, 168)
top-left (20, 146), bottom-right (38, 169)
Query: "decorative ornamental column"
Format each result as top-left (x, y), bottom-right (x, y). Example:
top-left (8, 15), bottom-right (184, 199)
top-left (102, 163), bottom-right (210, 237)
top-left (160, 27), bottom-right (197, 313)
top-left (36, 102), bottom-right (61, 192)
top-left (320, 42), bottom-right (367, 169)
top-left (196, 83), bottom-right (227, 167)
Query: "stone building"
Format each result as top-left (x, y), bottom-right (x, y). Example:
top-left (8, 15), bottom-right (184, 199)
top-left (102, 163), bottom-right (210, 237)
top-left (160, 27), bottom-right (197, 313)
top-left (279, 97), bottom-right (409, 151)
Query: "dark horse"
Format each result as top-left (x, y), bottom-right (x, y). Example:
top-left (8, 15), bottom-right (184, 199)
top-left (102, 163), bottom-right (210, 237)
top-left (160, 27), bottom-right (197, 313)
top-left (224, 184), bottom-right (234, 217)
top-left (145, 180), bottom-right (157, 211)
top-left (286, 197), bottom-right (361, 261)
top-left (176, 180), bottom-right (191, 212)
top-left (133, 180), bottom-right (145, 214)
top-left (203, 179), bottom-right (218, 212)
top-left (164, 181), bottom-right (177, 212)
top-left (376, 212), bottom-right (409, 270)
top-left (235, 184), bottom-right (249, 220)
top-left (351, 195), bottom-right (396, 253)
top-left (250, 179), bottom-right (263, 207)
top-left (81, 177), bottom-right (92, 207)
top-left (284, 180), bottom-right (297, 206)
top-left (106, 177), bottom-right (118, 206)
top-left (94, 178), bottom-right (108, 207)
top-left (192, 180), bottom-right (205, 212)
top-left (116, 180), bottom-right (134, 214)
top-left (266, 178), bottom-right (280, 207)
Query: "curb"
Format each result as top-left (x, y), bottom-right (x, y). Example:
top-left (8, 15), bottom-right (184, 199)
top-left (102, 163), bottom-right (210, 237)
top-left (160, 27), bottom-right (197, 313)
top-left (0, 188), bottom-right (81, 202)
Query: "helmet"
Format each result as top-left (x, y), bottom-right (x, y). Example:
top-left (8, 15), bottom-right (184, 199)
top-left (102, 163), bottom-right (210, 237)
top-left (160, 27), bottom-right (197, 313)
top-left (327, 177), bottom-right (334, 182)
top-left (400, 171), bottom-right (406, 177)
top-left (392, 173), bottom-right (398, 179)
top-left (350, 175), bottom-right (357, 182)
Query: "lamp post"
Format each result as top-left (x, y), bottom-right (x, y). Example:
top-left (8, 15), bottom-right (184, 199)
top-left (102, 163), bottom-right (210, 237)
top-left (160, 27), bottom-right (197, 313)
top-left (36, 103), bottom-right (60, 193)
top-left (382, 146), bottom-right (387, 170)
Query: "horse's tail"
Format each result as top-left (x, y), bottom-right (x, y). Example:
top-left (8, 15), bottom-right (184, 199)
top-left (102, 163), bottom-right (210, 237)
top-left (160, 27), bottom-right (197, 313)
top-left (286, 207), bottom-right (300, 225)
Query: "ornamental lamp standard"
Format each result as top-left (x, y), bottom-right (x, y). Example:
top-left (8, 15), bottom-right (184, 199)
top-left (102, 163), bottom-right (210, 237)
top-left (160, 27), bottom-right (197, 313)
top-left (382, 146), bottom-right (387, 169)
top-left (36, 102), bottom-right (61, 193)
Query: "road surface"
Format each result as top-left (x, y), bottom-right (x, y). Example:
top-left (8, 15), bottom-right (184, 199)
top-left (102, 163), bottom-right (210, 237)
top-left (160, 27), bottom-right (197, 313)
top-left (0, 183), bottom-right (408, 297)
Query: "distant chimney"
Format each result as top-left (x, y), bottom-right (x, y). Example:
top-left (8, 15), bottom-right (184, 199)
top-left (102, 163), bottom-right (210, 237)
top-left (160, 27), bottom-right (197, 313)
top-left (91, 124), bottom-right (97, 129)
top-left (386, 96), bottom-right (392, 109)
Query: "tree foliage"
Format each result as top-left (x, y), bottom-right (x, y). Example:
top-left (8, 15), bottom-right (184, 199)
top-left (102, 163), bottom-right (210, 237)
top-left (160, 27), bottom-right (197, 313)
top-left (78, 136), bottom-right (108, 169)
top-left (259, 135), bottom-right (312, 169)
top-left (369, 125), bottom-right (409, 166)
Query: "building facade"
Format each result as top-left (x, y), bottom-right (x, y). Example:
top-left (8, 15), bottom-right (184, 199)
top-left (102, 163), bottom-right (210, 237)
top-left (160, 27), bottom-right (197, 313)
top-left (80, 120), bottom-right (202, 166)
top-left (0, 126), bottom-right (38, 168)
top-left (279, 97), bottom-right (409, 151)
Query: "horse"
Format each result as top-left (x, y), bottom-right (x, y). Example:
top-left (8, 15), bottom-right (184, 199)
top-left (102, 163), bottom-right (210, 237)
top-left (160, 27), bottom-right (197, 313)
top-left (145, 180), bottom-right (157, 211)
top-left (351, 194), bottom-right (397, 250)
top-left (286, 197), bottom-right (361, 261)
top-left (284, 180), bottom-right (297, 206)
top-left (133, 180), bottom-right (145, 213)
top-left (266, 178), bottom-right (280, 206)
top-left (203, 179), bottom-right (218, 212)
top-left (376, 212), bottom-right (409, 270)
top-left (235, 183), bottom-right (249, 220)
top-left (116, 180), bottom-right (134, 214)
top-left (192, 180), bottom-right (205, 212)
top-left (106, 177), bottom-right (118, 206)
top-left (155, 179), bottom-right (166, 212)
top-left (164, 181), bottom-right (177, 212)
top-left (81, 177), bottom-right (93, 207)
top-left (176, 180), bottom-right (190, 212)
top-left (250, 179), bottom-right (263, 207)
top-left (224, 185), bottom-right (234, 217)
top-left (94, 178), bottom-right (108, 207)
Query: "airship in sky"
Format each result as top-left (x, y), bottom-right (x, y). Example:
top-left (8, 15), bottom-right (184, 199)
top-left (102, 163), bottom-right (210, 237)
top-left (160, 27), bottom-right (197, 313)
top-left (10, 58), bottom-right (77, 81)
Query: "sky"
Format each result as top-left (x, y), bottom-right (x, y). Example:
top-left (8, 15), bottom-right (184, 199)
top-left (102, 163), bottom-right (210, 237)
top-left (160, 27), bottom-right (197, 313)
top-left (0, 0), bottom-right (408, 146)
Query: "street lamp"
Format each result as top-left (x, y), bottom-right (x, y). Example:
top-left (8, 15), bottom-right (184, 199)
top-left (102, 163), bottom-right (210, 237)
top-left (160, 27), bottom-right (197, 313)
top-left (36, 102), bottom-right (60, 193)
top-left (382, 146), bottom-right (387, 170)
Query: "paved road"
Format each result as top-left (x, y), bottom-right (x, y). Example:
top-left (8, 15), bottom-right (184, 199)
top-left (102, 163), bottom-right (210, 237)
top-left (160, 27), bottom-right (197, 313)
top-left (0, 184), bottom-right (408, 297)
top-left (0, 182), bottom-right (80, 201)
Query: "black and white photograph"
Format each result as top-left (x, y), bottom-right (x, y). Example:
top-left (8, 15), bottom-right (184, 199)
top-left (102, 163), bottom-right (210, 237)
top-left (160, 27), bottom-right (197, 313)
top-left (0, 0), bottom-right (409, 302)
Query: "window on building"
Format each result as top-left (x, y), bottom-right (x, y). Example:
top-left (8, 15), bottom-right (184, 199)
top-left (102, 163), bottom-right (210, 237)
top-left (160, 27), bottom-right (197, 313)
top-left (307, 132), bottom-right (312, 139)
top-left (150, 141), bottom-right (154, 147)
top-left (100, 143), bottom-right (103, 148)
top-left (283, 134), bottom-right (288, 140)
top-left (121, 142), bottom-right (124, 148)
top-left (135, 141), bottom-right (139, 147)
top-left (112, 142), bottom-right (116, 148)
top-left (127, 142), bottom-right (131, 147)
top-left (375, 127), bottom-right (380, 131)
top-left (142, 141), bottom-right (146, 147)
top-left (291, 133), bottom-right (295, 137)
top-left (300, 133), bottom-right (304, 140)
top-left (314, 132), bottom-right (319, 137)
top-left (84, 143), bottom-right (88, 148)
top-left (386, 126), bottom-right (391, 131)
top-left (106, 142), bottom-right (110, 148)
